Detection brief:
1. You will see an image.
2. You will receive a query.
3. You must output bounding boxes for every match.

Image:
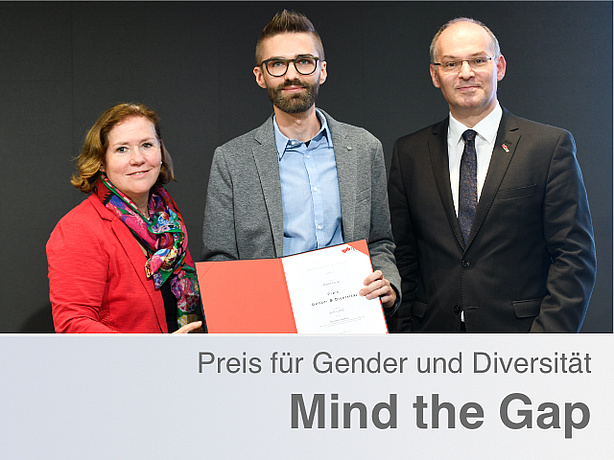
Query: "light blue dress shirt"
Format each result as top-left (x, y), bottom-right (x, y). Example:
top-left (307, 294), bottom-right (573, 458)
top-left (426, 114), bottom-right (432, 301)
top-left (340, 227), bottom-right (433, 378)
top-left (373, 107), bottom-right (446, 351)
top-left (274, 110), bottom-right (343, 256)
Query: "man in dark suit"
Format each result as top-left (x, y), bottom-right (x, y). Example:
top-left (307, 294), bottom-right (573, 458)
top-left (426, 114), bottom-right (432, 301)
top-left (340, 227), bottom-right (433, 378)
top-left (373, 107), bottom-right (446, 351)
top-left (388, 17), bottom-right (596, 332)
top-left (202, 11), bottom-right (400, 314)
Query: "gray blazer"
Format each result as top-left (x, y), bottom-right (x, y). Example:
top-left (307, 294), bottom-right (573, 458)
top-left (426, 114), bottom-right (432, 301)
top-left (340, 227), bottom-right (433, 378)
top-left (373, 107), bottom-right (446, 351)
top-left (201, 109), bottom-right (401, 305)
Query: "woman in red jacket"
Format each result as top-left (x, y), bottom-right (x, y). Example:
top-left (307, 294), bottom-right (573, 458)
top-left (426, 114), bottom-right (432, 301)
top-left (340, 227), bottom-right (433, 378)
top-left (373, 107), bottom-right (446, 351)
top-left (47, 103), bottom-right (204, 333)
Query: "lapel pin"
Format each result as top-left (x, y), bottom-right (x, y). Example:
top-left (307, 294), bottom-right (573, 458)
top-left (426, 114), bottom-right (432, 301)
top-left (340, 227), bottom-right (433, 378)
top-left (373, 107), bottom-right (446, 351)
top-left (502, 144), bottom-right (510, 153)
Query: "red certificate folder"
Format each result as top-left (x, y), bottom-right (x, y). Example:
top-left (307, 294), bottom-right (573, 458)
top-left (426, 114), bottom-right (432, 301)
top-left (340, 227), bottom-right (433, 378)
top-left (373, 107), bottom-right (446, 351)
top-left (196, 240), bottom-right (380, 333)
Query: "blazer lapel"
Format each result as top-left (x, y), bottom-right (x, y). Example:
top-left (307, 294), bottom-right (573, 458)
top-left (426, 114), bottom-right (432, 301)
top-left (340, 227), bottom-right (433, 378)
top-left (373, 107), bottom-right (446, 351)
top-left (90, 195), bottom-right (168, 332)
top-left (466, 109), bottom-right (520, 248)
top-left (325, 111), bottom-right (356, 242)
top-left (429, 119), bottom-right (466, 249)
top-left (253, 117), bottom-right (284, 257)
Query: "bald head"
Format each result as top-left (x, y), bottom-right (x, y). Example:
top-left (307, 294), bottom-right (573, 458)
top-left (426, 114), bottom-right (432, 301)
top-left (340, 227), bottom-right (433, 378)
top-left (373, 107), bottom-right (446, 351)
top-left (429, 18), bottom-right (507, 125)
top-left (430, 17), bottom-right (500, 63)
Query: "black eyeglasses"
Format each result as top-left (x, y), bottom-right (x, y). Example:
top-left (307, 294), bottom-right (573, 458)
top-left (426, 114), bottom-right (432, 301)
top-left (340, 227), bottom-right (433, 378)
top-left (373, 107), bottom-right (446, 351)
top-left (259, 55), bottom-right (320, 77)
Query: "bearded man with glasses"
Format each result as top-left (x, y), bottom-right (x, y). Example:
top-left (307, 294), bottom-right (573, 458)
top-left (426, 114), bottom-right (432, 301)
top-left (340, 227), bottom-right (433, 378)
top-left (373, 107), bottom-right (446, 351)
top-left (202, 10), bottom-right (401, 322)
top-left (388, 17), bottom-right (596, 332)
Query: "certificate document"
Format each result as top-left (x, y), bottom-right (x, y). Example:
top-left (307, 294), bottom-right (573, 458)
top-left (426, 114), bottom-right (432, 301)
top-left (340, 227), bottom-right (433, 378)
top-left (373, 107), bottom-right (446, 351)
top-left (196, 240), bottom-right (387, 334)
top-left (281, 241), bottom-right (387, 334)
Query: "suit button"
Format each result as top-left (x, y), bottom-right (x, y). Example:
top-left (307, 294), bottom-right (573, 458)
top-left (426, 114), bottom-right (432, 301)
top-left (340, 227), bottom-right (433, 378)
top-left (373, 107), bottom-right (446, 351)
top-left (461, 259), bottom-right (470, 268)
top-left (453, 305), bottom-right (461, 313)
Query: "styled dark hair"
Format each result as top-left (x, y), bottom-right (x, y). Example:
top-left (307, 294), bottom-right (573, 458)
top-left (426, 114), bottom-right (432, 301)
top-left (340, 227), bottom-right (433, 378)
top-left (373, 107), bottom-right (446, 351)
top-left (71, 102), bottom-right (174, 193)
top-left (255, 10), bottom-right (325, 64)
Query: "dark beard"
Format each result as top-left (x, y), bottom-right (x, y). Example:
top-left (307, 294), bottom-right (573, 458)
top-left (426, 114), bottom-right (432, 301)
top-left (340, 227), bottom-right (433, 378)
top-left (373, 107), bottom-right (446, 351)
top-left (267, 79), bottom-right (319, 114)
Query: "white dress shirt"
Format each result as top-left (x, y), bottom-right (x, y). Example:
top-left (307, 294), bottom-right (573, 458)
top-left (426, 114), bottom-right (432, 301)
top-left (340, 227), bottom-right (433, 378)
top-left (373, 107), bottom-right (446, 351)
top-left (447, 102), bottom-right (503, 216)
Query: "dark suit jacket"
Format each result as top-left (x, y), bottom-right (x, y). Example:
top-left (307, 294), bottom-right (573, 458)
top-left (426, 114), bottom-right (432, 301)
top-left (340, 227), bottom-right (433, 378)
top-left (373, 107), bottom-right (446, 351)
top-left (388, 108), bottom-right (596, 332)
top-left (202, 109), bottom-right (401, 309)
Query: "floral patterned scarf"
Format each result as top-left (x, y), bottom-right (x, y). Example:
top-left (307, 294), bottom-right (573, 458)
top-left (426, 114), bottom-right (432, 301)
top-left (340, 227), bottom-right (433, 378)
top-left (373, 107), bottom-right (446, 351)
top-left (94, 175), bottom-right (202, 331)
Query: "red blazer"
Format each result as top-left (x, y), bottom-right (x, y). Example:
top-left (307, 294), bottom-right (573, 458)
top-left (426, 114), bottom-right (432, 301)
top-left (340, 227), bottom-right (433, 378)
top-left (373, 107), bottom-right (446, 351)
top-left (47, 194), bottom-right (196, 333)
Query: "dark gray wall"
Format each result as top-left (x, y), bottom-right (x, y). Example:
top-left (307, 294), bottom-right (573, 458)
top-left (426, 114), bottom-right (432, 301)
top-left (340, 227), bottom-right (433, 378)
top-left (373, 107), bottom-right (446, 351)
top-left (1, 1), bottom-right (610, 332)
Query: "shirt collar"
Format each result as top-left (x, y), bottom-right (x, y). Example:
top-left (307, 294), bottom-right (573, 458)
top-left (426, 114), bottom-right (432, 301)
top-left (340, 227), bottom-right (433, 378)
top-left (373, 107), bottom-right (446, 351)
top-left (273, 108), bottom-right (332, 160)
top-left (448, 101), bottom-right (503, 145)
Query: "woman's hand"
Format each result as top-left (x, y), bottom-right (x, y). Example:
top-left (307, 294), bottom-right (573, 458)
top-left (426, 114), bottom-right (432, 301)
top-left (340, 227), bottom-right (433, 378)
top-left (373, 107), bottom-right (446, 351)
top-left (172, 321), bottom-right (203, 334)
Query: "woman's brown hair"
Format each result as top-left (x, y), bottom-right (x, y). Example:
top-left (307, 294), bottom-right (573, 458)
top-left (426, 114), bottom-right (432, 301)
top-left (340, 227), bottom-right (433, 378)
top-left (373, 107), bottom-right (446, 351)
top-left (71, 102), bottom-right (175, 193)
